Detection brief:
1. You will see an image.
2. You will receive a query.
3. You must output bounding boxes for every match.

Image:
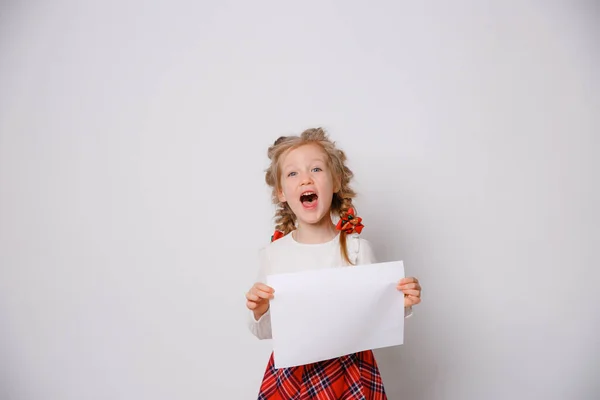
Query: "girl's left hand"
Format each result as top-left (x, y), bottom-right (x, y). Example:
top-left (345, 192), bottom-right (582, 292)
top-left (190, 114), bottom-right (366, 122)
top-left (397, 277), bottom-right (421, 307)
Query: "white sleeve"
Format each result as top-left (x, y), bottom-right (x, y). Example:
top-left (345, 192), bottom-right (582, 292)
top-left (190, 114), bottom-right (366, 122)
top-left (247, 247), bottom-right (273, 340)
top-left (248, 307), bottom-right (272, 340)
top-left (355, 237), bottom-right (413, 319)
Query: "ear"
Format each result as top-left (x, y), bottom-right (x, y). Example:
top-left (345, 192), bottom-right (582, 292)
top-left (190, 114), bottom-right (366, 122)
top-left (277, 187), bottom-right (287, 203)
top-left (333, 175), bottom-right (342, 193)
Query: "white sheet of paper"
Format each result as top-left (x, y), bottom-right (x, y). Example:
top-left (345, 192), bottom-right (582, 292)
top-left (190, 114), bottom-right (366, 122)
top-left (266, 260), bottom-right (405, 368)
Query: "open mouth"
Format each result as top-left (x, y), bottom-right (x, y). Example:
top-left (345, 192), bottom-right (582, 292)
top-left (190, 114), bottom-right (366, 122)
top-left (300, 191), bottom-right (318, 206)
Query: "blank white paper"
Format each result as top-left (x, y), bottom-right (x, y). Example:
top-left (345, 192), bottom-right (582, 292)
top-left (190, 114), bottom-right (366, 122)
top-left (266, 260), bottom-right (405, 369)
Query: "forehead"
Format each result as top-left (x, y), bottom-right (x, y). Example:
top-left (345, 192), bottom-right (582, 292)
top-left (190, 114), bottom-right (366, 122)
top-left (280, 143), bottom-right (328, 167)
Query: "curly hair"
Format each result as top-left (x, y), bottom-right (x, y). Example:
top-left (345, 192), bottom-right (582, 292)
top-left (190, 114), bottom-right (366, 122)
top-left (265, 127), bottom-right (358, 264)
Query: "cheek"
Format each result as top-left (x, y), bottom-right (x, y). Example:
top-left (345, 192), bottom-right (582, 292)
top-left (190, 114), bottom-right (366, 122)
top-left (281, 183), bottom-right (296, 201)
top-left (319, 177), bottom-right (335, 193)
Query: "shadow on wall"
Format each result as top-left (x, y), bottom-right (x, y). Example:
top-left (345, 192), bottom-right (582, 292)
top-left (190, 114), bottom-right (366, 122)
top-left (365, 196), bottom-right (440, 399)
top-left (374, 318), bottom-right (439, 400)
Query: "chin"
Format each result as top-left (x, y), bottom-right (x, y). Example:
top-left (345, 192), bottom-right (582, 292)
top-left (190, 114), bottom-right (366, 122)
top-left (298, 212), bottom-right (329, 226)
top-left (289, 202), bottom-right (330, 224)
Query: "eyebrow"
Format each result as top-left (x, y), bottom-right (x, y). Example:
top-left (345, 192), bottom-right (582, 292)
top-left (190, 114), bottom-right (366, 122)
top-left (282, 158), bottom-right (326, 171)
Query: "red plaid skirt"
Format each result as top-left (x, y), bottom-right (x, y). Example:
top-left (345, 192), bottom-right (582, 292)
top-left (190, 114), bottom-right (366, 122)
top-left (257, 350), bottom-right (387, 399)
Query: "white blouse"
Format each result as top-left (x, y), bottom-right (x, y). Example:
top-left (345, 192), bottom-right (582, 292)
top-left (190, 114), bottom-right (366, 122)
top-left (248, 232), bottom-right (413, 340)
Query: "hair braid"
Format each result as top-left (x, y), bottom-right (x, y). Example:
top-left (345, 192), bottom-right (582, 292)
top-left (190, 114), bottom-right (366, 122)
top-left (274, 201), bottom-right (296, 236)
top-left (331, 171), bottom-right (358, 265)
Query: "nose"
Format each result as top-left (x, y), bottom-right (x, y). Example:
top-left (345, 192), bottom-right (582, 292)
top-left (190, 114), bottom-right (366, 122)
top-left (300, 172), bottom-right (313, 185)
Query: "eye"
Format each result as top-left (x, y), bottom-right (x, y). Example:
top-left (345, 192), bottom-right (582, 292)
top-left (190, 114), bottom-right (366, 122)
top-left (312, 167), bottom-right (322, 172)
top-left (287, 171), bottom-right (297, 177)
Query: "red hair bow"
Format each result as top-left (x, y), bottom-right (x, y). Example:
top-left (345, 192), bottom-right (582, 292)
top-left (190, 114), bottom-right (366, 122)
top-left (336, 208), bottom-right (364, 234)
top-left (271, 230), bottom-right (284, 242)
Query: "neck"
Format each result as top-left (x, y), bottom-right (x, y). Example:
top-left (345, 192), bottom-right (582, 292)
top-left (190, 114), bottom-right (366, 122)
top-left (293, 216), bottom-right (338, 244)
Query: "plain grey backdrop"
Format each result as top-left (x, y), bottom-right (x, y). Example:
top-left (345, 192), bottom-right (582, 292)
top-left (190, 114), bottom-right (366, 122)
top-left (1, 1), bottom-right (598, 399)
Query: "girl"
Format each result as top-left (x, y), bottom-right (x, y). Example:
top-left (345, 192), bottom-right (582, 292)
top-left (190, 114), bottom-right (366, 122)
top-left (246, 128), bottom-right (422, 399)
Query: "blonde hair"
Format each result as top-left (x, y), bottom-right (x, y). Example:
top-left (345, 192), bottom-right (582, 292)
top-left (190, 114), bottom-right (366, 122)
top-left (265, 127), bottom-right (358, 264)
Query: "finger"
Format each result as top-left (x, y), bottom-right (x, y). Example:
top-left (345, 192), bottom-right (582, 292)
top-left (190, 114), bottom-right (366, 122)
top-left (247, 289), bottom-right (260, 301)
top-left (397, 282), bottom-right (419, 290)
top-left (398, 276), bottom-right (418, 285)
top-left (400, 289), bottom-right (420, 296)
top-left (253, 288), bottom-right (274, 299)
top-left (254, 289), bottom-right (273, 299)
top-left (405, 295), bottom-right (421, 306)
top-left (246, 301), bottom-right (257, 310)
top-left (246, 290), bottom-right (260, 300)
top-left (255, 283), bottom-right (275, 293)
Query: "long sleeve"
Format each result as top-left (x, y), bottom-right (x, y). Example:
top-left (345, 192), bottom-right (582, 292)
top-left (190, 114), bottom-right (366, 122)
top-left (248, 307), bottom-right (272, 339)
top-left (247, 247), bottom-right (273, 339)
top-left (355, 237), bottom-right (413, 318)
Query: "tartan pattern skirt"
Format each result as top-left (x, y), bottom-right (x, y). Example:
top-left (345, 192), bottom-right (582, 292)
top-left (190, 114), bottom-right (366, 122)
top-left (257, 350), bottom-right (387, 399)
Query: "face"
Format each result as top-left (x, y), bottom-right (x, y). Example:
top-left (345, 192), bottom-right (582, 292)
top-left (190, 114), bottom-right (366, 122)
top-left (277, 144), bottom-right (339, 227)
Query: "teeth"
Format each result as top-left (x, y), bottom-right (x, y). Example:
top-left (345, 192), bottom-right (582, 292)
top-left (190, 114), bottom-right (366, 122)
top-left (302, 191), bottom-right (316, 196)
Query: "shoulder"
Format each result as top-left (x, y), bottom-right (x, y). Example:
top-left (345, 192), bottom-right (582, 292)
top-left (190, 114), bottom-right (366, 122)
top-left (257, 233), bottom-right (295, 276)
top-left (259, 232), bottom-right (293, 258)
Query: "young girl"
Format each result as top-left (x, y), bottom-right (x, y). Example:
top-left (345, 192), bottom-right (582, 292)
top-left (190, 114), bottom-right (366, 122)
top-left (246, 128), bottom-right (422, 399)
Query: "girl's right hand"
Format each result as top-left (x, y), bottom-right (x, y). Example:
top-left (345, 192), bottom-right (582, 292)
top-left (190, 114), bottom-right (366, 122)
top-left (246, 282), bottom-right (275, 320)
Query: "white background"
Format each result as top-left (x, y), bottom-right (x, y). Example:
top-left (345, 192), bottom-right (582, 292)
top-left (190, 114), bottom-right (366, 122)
top-left (0, 1), bottom-right (598, 399)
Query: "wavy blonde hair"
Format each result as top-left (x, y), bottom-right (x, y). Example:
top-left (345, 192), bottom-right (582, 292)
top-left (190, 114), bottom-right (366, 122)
top-left (265, 127), bottom-right (358, 264)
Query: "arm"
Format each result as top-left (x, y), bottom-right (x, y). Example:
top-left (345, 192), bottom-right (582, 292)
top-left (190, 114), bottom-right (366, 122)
top-left (247, 247), bottom-right (273, 339)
